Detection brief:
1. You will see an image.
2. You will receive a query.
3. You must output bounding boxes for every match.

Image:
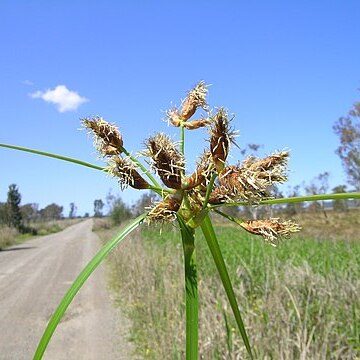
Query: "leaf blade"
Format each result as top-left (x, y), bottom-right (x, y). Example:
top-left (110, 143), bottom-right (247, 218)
top-left (200, 214), bottom-right (253, 359)
top-left (0, 143), bottom-right (105, 172)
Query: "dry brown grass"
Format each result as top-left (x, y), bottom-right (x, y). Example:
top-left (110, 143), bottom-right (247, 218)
top-left (0, 226), bottom-right (19, 249)
top-left (292, 208), bottom-right (360, 241)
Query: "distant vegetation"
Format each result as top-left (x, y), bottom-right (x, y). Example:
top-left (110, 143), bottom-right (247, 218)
top-left (0, 183), bottom-right (79, 249)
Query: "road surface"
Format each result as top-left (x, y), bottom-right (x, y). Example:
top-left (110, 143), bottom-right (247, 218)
top-left (0, 219), bottom-right (134, 360)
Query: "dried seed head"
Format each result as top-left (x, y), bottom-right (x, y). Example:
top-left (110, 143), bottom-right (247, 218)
top-left (184, 151), bottom-right (214, 190)
top-left (181, 81), bottom-right (208, 121)
top-left (108, 156), bottom-right (150, 190)
top-left (82, 116), bottom-right (123, 157)
top-left (240, 218), bottom-right (301, 246)
top-left (183, 118), bottom-right (210, 130)
top-left (145, 133), bottom-right (184, 189)
top-left (147, 196), bottom-right (181, 223)
top-left (166, 108), bottom-right (182, 127)
top-left (208, 151), bottom-right (289, 204)
top-left (245, 151), bottom-right (289, 183)
top-left (209, 108), bottom-right (236, 173)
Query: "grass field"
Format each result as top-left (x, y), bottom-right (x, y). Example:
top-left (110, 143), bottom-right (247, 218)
top-left (98, 212), bottom-right (360, 359)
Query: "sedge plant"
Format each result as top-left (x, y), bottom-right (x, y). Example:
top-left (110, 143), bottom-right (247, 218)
top-left (1, 82), bottom-right (360, 360)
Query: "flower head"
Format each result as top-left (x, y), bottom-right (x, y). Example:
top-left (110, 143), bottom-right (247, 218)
top-left (209, 151), bottom-right (289, 204)
top-left (108, 156), bottom-right (150, 190)
top-left (145, 133), bottom-right (184, 189)
top-left (209, 108), bottom-right (236, 172)
top-left (184, 151), bottom-right (214, 190)
top-left (147, 196), bottom-right (181, 224)
top-left (82, 116), bottom-right (123, 157)
top-left (240, 218), bottom-right (301, 246)
top-left (166, 108), bottom-right (182, 127)
top-left (180, 81), bottom-right (208, 121)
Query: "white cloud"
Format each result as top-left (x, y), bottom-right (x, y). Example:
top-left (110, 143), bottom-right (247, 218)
top-left (30, 85), bottom-right (89, 112)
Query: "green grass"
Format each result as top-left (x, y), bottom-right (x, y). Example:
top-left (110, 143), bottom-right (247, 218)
top-left (98, 218), bottom-right (360, 359)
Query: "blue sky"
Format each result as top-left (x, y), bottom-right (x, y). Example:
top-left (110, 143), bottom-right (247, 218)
top-left (1, 1), bottom-right (359, 216)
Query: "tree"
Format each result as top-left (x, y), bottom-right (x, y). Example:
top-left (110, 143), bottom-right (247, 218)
top-left (305, 172), bottom-right (330, 217)
top-left (40, 203), bottom-right (63, 221)
top-left (332, 185), bottom-right (348, 212)
top-left (69, 202), bottom-right (77, 218)
top-left (93, 199), bottom-right (104, 218)
top-left (333, 100), bottom-right (360, 191)
top-left (20, 203), bottom-right (39, 224)
top-left (109, 196), bottom-right (131, 225)
top-left (6, 184), bottom-right (23, 230)
top-left (132, 192), bottom-right (159, 216)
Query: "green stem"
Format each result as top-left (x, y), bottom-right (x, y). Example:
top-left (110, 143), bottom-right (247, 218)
top-left (180, 122), bottom-right (185, 156)
top-left (120, 146), bottom-right (161, 188)
top-left (213, 208), bottom-right (243, 225)
top-left (260, 192), bottom-right (360, 204)
top-left (178, 215), bottom-right (198, 360)
top-left (0, 143), bottom-right (105, 172)
top-left (202, 172), bottom-right (218, 210)
top-left (201, 214), bottom-right (253, 359)
top-left (33, 214), bottom-right (146, 360)
top-left (210, 192), bottom-right (360, 209)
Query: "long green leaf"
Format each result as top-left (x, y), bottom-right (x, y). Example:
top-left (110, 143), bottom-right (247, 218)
top-left (178, 215), bottom-right (198, 360)
top-left (201, 214), bottom-right (253, 359)
top-left (0, 143), bottom-right (105, 172)
top-left (212, 192), bottom-right (360, 208)
top-left (33, 213), bottom-right (146, 360)
top-left (260, 192), bottom-right (360, 204)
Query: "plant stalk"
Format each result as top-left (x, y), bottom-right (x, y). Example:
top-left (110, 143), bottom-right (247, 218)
top-left (178, 215), bottom-right (198, 360)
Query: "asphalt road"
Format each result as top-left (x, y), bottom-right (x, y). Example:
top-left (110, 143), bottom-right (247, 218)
top-left (0, 219), bottom-right (133, 360)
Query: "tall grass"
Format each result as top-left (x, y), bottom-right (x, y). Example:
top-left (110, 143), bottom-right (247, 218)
top-left (0, 226), bottom-right (19, 249)
top-left (98, 221), bottom-right (360, 359)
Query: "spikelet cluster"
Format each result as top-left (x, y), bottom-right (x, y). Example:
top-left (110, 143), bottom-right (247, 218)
top-left (240, 219), bottom-right (301, 246)
top-left (82, 116), bottom-right (123, 156)
top-left (82, 116), bottom-right (150, 190)
top-left (83, 82), bottom-right (300, 244)
top-left (209, 151), bottom-right (289, 204)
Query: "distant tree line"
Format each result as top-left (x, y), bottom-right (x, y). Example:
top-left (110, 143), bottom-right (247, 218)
top-left (0, 184), bottom-right (64, 234)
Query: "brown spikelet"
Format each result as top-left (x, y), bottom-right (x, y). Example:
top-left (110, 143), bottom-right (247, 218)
top-left (166, 109), bottom-right (182, 127)
top-left (209, 108), bottom-right (235, 173)
top-left (184, 151), bottom-right (214, 190)
top-left (82, 116), bottom-right (123, 156)
top-left (208, 151), bottom-right (289, 204)
top-left (145, 133), bottom-right (184, 189)
top-left (108, 157), bottom-right (150, 190)
top-left (183, 118), bottom-right (210, 130)
top-left (181, 81), bottom-right (208, 121)
top-left (208, 185), bottom-right (229, 204)
top-left (147, 196), bottom-right (181, 223)
top-left (246, 151), bottom-right (289, 182)
top-left (240, 218), bottom-right (301, 246)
